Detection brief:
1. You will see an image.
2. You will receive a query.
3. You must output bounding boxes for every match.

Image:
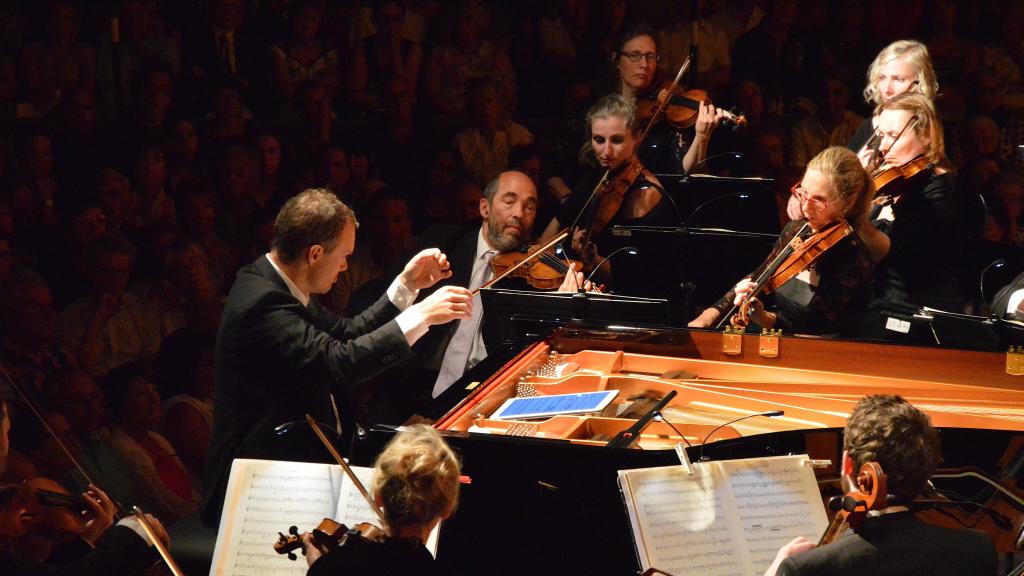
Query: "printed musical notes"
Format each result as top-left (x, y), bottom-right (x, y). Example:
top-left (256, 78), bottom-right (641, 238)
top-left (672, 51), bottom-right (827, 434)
top-left (619, 455), bottom-right (828, 576)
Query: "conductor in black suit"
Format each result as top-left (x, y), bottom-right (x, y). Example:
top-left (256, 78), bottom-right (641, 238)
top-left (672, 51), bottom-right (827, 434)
top-left (200, 188), bottom-right (472, 525)
top-left (764, 394), bottom-right (997, 576)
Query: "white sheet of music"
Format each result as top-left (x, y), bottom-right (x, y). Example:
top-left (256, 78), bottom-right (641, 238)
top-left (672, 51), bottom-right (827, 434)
top-left (619, 454), bottom-right (828, 576)
top-left (210, 459), bottom-right (440, 576)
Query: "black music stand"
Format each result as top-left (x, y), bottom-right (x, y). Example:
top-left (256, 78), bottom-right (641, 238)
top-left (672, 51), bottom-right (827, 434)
top-left (610, 225), bottom-right (778, 319)
top-left (914, 307), bottom-right (1024, 350)
top-left (656, 173), bottom-right (778, 233)
top-left (480, 288), bottom-right (671, 349)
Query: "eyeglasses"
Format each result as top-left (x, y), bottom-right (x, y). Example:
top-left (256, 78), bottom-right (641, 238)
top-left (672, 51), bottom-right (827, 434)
top-left (791, 183), bottom-right (837, 211)
top-left (619, 51), bottom-right (659, 63)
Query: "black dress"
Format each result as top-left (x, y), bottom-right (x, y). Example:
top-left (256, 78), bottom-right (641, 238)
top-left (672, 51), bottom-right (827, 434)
top-left (555, 167), bottom-right (680, 297)
top-left (710, 219), bottom-right (873, 336)
top-left (860, 169), bottom-right (962, 342)
top-left (306, 535), bottom-right (438, 576)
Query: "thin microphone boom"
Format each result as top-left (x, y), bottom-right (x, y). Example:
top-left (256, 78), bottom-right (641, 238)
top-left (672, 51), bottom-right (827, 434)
top-left (583, 246), bottom-right (639, 291)
top-left (686, 151), bottom-right (744, 175)
top-left (697, 410), bottom-right (784, 462)
top-left (682, 190), bottom-right (750, 228)
top-left (980, 258), bottom-right (1005, 305)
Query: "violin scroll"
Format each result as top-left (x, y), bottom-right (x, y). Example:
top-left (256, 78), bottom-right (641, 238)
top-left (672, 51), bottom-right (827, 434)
top-left (819, 461), bottom-right (888, 546)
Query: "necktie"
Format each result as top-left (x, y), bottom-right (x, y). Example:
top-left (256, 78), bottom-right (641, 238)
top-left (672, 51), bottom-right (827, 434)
top-left (432, 250), bottom-right (494, 398)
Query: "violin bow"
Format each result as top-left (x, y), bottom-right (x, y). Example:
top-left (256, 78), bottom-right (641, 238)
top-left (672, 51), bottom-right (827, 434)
top-left (637, 55), bottom-right (691, 146)
top-left (0, 362), bottom-right (185, 575)
top-left (714, 222), bottom-right (811, 330)
top-left (473, 230), bottom-right (569, 295)
top-left (304, 414), bottom-right (388, 528)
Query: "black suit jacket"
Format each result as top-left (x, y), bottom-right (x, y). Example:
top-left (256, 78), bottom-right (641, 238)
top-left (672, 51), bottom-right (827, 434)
top-left (778, 512), bottom-right (996, 576)
top-left (0, 525), bottom-right (156, 576)
top-left (200, 255), bottom-right (412, 525)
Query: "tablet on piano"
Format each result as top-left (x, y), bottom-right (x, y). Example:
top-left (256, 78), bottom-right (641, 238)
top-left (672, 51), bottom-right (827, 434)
top-left (491, 390), bottom-right (619, 420)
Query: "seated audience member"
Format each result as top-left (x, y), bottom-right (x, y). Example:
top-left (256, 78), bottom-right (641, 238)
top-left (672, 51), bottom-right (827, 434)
top-left (325, 190), bottom-right (418, 316)
top-left (0, 396), bottom-right (168, 576)
top-left (789, 77), bottom-right (863, 170)
top-left (105, 363), bottom-right (198, 523)
top-left (131, 141), bottom-right (175, 232)
top-left (41, 369), bottom-right (141, 511)
top-left (270, 1), bottom-right (340, 104)
top-left (348, 0), bottom-right (425, 111)
top-left (302, 425), bottom-right (459, 575)
top-left (58, 236), bottom-right (163, 376)
top-left (156, 328), bottom-right (215, 483)
top-left (763, 394), bottom-right (997, 576)
top-left (0, 270), bottom-right (76, 397)
top-left (453, 77), bottom-right (533, 187)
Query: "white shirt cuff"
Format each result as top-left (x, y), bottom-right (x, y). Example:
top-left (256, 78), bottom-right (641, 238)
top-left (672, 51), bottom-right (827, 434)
top-left (387, 275), bottom-right (419, 311)
top-left (396, 307), bottom-right (429, 346)
top-left (1008, 288), bottom-right (1024, 316)
top-left (116, 516), bottom-right (155, 547)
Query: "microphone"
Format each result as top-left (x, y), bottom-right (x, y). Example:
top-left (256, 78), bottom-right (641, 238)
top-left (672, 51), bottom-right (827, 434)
top-left (582, 246), bottom-right (638, 292)
top-left (980, 258), bottom-right (1005, 304)
top-left (681, 191), bottom-right (751, 228)
top-left (687, 151), bottom-right (744, 175)
top-left (697, 410), bottom-right (785, 462)
top-left (274, 418), bottom-right (341, 437)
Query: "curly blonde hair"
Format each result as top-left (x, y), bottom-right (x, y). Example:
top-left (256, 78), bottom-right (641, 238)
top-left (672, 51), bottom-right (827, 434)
top-left (371, 425), bottom-right (461, 533)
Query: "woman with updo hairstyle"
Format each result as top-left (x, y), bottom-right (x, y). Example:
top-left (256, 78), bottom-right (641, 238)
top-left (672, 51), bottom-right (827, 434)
top-left (690, 146), bottom-right (874, 336)
top-left (540, 93), bottom-right (677, 293)
top-left (303, 425), bottom-right (460, 575)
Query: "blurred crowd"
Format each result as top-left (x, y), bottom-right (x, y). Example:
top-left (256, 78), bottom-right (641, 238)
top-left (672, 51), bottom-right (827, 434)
top-left (1, 0), bottom-right (1024, 541)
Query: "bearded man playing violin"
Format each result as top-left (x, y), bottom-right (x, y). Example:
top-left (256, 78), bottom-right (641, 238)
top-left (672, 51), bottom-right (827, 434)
top-left (364, 170), bottom-right (591, 424)
top-left (689, 147), bottom-right (873, 336)
top-left (0, 398), bottom-right (169, 576)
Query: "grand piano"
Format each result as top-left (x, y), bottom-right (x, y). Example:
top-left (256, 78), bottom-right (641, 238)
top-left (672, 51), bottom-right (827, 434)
top-left (354, 319), bottom-right (1024, 575)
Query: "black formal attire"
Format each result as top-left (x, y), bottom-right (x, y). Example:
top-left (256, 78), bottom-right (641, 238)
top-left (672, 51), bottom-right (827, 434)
top-left (201, 255), bottom-right (413, 525)
top-left (556, 169), bottom-right (680, 297)
top-left (361, 224), bottom-right (505, 424)
top-left (860, 169), bottom-right (963, 343)
top-left (847, 117), bottom-right (874, 154)
top-left (777, 511), bottom-right (996, 576)
top-left (711, 219), bottom-right (873, 336)
top-left (306, 535), bottom-right (437, 576)
top-left (0, 525), bottom-right (157, 576)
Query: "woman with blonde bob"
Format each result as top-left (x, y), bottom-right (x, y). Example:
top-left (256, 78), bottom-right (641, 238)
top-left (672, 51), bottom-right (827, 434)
top-left (302, 425), bottom-right (460, 575)
top-left (690, 146), bottom-right (874, 336)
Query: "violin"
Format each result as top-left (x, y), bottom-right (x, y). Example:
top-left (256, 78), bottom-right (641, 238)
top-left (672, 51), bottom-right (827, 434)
top-left (818, 461), bottom-right (888, 546)
top-left (636, 84), bottom-right (747, 130)
top-left (871, 155), bottom-right (931, 207)
top-left (274, 518), bottom-right (386, 561)
top-left (720, 219), bottom-right (853, 329)
top-left (489, 241), bottom-right (584, 291)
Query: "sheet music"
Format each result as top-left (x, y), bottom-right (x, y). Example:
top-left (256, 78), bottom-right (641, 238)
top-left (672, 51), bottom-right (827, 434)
top-left (210, 459), bottom-right (441, 576)
top-left (619, 455), bottom-right (827, 576)
top-left (211, 459), bottom-right (342, 576)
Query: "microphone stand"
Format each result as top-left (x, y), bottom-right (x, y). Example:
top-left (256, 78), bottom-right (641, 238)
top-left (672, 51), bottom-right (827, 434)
top-left (605, 390), bottom-right (678, 449)
top-left (697, 410), bottom-right (784, 462)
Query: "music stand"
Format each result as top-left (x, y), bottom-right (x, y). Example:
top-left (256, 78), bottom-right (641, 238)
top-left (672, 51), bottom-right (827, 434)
top-left (610, 225), bottom-right (778, 318)
top-left (916, 307), bottom-right (1024, 349)
top-left (480, 288), bottom-right (671, 349)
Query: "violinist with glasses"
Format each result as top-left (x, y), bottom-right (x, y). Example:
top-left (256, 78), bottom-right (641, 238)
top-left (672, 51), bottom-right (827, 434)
top-left (856, 92), bottom-right (962, 343)
top-left (689, 147), bottom-right (873, 336)
top-left (300, 425), bottom-right (459, 575)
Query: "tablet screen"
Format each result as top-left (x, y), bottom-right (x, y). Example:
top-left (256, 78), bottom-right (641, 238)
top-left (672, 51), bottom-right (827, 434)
top-left (490, 390), bottom-right (619, 420)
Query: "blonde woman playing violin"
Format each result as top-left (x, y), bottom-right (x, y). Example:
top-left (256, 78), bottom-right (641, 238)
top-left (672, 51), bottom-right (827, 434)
top-left (856, 92), bottom-right (961, 343)
top-left (689, 147), bottom-right (873, 336)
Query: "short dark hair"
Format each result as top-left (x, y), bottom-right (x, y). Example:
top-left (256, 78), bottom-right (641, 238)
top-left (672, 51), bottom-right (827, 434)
top-left (844, 395), bottom-right (940, 500)
top-left (271, 188), bottom-right (357, 264)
